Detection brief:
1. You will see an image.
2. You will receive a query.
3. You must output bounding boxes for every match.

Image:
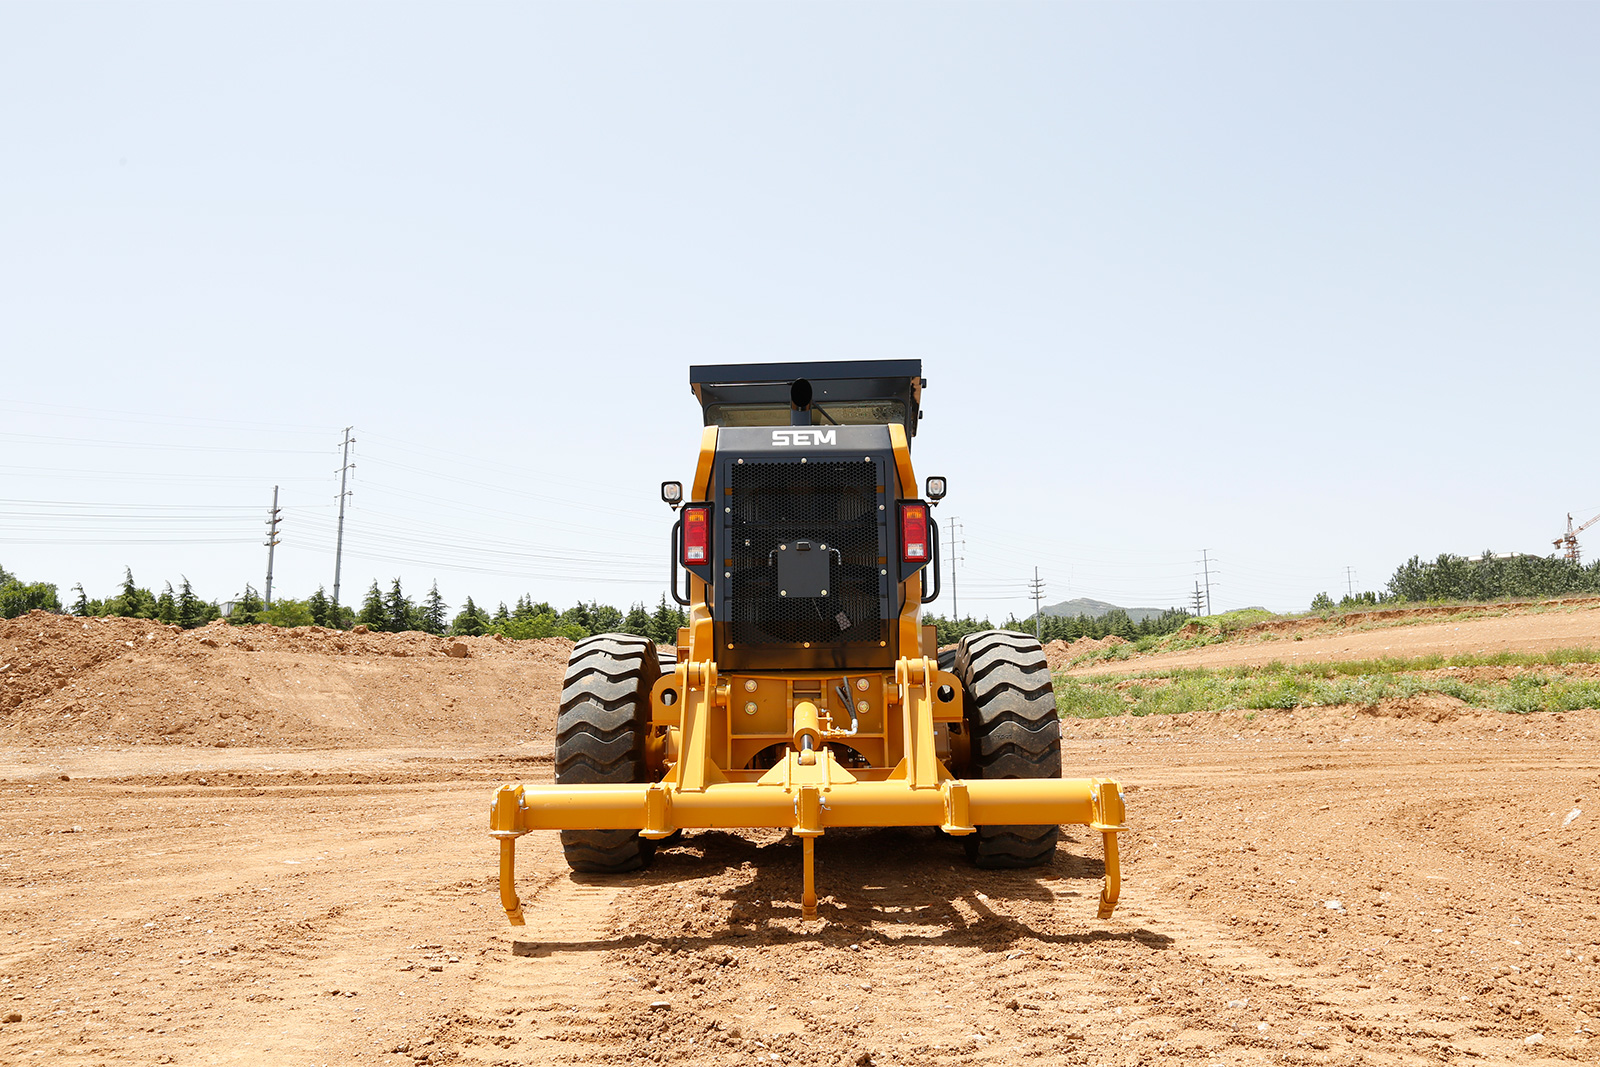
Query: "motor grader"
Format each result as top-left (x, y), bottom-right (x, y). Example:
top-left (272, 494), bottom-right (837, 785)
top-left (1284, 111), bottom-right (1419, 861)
top-left (491, 360), bottom-right (1125, 922)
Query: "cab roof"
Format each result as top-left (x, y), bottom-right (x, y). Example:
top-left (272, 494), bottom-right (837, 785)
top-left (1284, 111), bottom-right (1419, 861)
top-left (689, 360), bottom-right (924, 437)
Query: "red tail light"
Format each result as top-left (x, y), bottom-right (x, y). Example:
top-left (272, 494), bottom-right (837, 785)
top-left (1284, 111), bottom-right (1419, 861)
top-left (900, 502), bottom-right (928, 563)
top-left (682, 505), bottom-right (710, 565)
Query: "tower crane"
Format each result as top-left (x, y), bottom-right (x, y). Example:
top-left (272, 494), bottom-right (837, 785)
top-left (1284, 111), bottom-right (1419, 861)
top-left (1553, 510), bottom-right (1600, 563)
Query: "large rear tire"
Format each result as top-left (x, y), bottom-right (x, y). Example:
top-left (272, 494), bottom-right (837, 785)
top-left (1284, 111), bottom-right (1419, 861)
top-left (555, 633), bottom-right (661, 873)
top-left (955, 629), bottom-right (1062, 868)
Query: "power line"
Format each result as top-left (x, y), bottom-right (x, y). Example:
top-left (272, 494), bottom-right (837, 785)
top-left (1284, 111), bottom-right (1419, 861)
top-left (0, 536), bottom-right (260, 546)
top-left (0, 431), bottom-right (327, 455)
top-left (0, 464), bottom-right (325, 485)
top-left (0, 499), bottom-right (263, 511)
top-left (0, 398), bottom-right (333, 436)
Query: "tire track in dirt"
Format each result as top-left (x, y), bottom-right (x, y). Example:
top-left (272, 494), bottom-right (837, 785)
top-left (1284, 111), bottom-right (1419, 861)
top-left (435, 858), bottom-right (628, 1066)
top-left (1120, 888), bottom-right (1495, 1065)
top-left (1126, 883), bottom-right (1600, 1062)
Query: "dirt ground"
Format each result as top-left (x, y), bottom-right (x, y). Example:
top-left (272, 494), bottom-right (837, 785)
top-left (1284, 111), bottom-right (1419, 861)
top-left (3, 611), bottom-right (1599, 1065)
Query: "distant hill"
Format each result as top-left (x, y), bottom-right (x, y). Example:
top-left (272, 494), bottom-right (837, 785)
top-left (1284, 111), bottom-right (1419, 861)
top-left (1040, 598), bottom-right (1177, 624)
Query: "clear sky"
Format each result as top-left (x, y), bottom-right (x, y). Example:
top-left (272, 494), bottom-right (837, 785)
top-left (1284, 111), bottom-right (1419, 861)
top-left (3, 1), bottom-right (1597, 621)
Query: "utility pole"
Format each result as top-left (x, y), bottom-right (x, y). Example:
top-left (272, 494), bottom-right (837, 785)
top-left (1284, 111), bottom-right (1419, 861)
top-left (946, 516), bottom-right (964, 620)
top-left (1190, 580), bottom-right (1205, 617)
top-left (1028, 567), bottom-right (1045, 641)
top-left (332, 427), bottom-right (356, 610)
top-left (1197, 549), bottom-right (1216, 616)
top-left (263, 485), bottom-right (281, 608)
top-left (1345, 566), bottom-right (1356, 599)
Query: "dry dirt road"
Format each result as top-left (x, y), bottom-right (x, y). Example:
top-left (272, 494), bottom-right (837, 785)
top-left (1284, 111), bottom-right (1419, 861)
top-left (3, 612), bottom-right (1599, 1066)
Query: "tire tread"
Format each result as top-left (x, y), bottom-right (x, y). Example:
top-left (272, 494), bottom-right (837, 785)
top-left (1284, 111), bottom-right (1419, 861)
top-left (956, 629), bottom-right (1061, 868)
top-left (553, 634), bottom-right (661, 873)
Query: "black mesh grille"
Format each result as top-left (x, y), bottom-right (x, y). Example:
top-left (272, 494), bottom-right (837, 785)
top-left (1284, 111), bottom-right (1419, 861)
top-left (726, 459), bottom-right (884, 647)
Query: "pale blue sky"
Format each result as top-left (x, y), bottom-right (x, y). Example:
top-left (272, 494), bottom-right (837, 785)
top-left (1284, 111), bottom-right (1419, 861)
top-left (3, 1), bottom-right (1597, 619)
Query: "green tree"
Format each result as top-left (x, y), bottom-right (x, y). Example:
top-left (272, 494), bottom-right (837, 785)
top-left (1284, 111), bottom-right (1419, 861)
top-left (177, 577), bottom-right (211, 629)
top-left (385, 578), bottom-right (415, 633)
top-left (451, 596), bottom-right (491, 636)
top-left (262, 598), bottom-right (314, 627)
top-left (500, 611), bottom-right (559, 640)
top-left (923, 613), bottom-right (996, 646)
top-left (70, 583), bottom-right (90, 616)
top-left (357, 582), bottom-right (387, 629)
top-left (155, 582), bottom-right (179, 625)
top-left (560, 601), bottom-right (593, 634)
top-left (306, 586), bottom-right (333, 627)
top-left (231, 584), bottom-right (264, 626)
top-left (493, 601), bottom-right (510, 626)
top-left (585, 601), bottom-right (623, 634)
top-left (0, 571), bottom-right (61, 619)
top-left (621, 601), bottom-right (652, 637)
top-left (420, 582), bottom-right (449, 635)
top-left (650, 594), bottom-right (687, 646)
top-left (107, 567), bottom-right (156, 619)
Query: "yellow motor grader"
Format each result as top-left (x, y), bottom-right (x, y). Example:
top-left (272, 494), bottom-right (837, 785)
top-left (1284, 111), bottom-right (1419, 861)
top-left (491, 360), bottom-right (1125, 922)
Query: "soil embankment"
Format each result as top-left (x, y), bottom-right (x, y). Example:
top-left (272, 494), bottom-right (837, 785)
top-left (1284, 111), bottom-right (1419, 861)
top-left (1065, 601), bottom-right (1600, 676)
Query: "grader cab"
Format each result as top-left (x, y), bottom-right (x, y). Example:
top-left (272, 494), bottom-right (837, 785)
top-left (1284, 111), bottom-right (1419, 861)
top-left (491, 360), bottom-right (1125, 922)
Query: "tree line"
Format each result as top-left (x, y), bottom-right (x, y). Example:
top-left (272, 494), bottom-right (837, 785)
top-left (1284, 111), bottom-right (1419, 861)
top-left (1, 563), bottom-right (64, 619)
top-left (924, 607), bottom-right (1195, 647)
top-left (29, 550), bottom-right (1600, 641)
top-left (1376, 551), bottom-right (1600, 605)
top-left (9, 561), bottom-right (1199, 646)
top-left (2, 564), bottom-right (689, 645)
top-left (1305, 551), bottom-right (1600, 611)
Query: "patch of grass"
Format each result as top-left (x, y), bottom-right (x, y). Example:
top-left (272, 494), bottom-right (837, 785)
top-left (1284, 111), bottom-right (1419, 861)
top-left (1053, 657), bottom-right (1600, 719)
top-left (1486, 675), bottom-right (1600, 714)
top-left (1206, 608), bottom-right (1278, 631)
top-left (1062, 641), bottom-right (1140, 669)
top-left (1089, 647), bottom-right (1600, 684)
top-left (1052, 679), bottom-right (1130, 719)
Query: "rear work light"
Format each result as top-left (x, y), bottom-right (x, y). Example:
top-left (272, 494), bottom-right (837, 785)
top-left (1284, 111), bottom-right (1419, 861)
top-left (682, 505), bottom-right (710, 565)
top-left (900, 502), bottom-right (929, 563)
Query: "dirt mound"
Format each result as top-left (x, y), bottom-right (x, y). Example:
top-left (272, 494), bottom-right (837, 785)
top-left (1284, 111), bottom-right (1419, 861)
top-left (0, 611), bottom-right (575, 749)
top-left (1219, 595), bottom-right (1600, 643)
top-left (1354, 692), bottom-right (1470, 723)
top-left (1072, 600), bottom-right (1600, 676)
top-left (1044, 634), bottom-right (1127, 670)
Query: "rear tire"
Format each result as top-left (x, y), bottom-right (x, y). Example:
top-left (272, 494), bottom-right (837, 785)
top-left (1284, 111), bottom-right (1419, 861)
top-left (955, 629), bottom-right (1061, 868)
top-left (555, 633), bottom-right (661, 873)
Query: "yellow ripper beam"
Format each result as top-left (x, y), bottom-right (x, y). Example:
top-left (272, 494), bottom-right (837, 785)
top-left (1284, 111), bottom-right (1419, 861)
top-left (491, 763), bottom-right (1126, 924)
